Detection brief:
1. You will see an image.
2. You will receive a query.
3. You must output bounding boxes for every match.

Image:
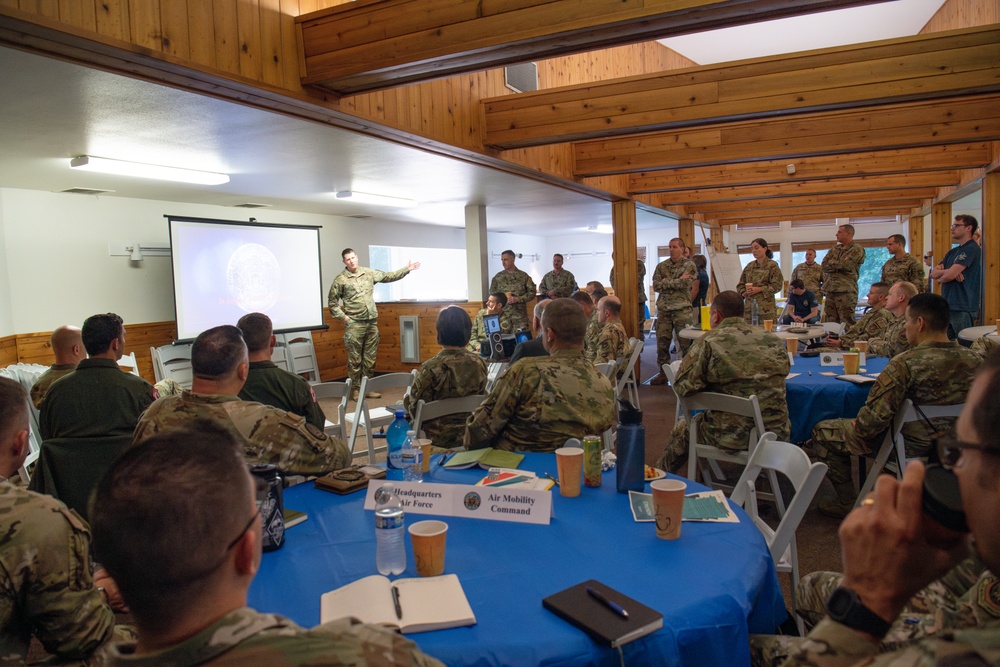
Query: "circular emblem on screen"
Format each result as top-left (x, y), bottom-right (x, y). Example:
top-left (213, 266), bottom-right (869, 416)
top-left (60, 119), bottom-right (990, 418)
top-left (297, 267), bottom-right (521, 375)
top-left (463, 492), bottom-right (482, 511)
top-left (227, 243), bottom-right (281, 312)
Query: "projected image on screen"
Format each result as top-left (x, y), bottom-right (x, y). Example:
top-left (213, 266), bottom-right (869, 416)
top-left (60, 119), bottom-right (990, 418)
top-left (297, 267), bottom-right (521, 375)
top-left (168, 217), bottom-right (324, 341)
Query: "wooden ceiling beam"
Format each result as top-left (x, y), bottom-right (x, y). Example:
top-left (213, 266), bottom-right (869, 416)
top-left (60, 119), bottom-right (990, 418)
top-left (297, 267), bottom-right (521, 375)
top-left (296, 0), bottom-right (890, 95)
top-left (712, 209), bottom-right (913, 225)
top-left (573, 95), bottom-right (1000, 177)
top-left (484, 26), bottom-right (1000, 148)
top-left (690, 190), bottom-right (935, 213)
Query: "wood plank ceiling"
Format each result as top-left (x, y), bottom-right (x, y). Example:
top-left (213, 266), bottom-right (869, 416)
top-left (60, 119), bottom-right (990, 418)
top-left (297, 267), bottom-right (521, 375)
top-left (298, 2), bottom-right (1000, 227)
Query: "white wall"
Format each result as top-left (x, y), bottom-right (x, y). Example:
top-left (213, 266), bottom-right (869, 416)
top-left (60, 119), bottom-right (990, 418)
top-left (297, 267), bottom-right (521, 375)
top-left (0, 190), bottom-right (13, 336)
top-left (485, 231), bottom-right (548, 291)
top-left (547, 233), bottom-right (613, 290)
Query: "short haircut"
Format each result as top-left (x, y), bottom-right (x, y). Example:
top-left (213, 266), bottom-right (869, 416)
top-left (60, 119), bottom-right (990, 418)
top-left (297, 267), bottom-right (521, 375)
top-left (839, 224), bottom-right (856, 236)
top-left (892, 281), bottom-right (918, 300)
top-left (600, 296), bottom-right (622, 316)
top-left (586, 281), bottom-right (604, 291)
top-left (711, 291), bottom-right (744, 319)
top-left (906, 293), bottom-right (949, 333)
top-left (570, 290), bottom-right (594, 307)
top-left (870, 282), bottom-right (889, 296)
top-left (955, 214), bottom-right (979, 234)
top-left (341, 248), bottom-right (355, 258)
top-left (90, 422), bottom-right (251, 629)
top-left (489, 292), bottom-right (507, 308)
top-left (191, 325), bottom-right (247, 380)
top-left (0, 377), bottom-right (27, 444)
top-left (533, 299), bottom-right (549, 319)
top-left (789, 279), bottom-right (804, 290)
top-left (50, 326), bottom-right (82, 356)
top-left (236, 312), bottom-right (273, 353)
top-left (591, 288), bottom-right (609, 301)
top-left (889, 234), bottom-right (906, 246)
top-left (805, 248), bottom-right (817, 255)
top-left (670, 237), bottom-right (686, 248)
top-left (81, 313), bottom-right (124, 356)
top-left (553, 253), bottom-right (564, 261)
top-left (437, 306), bottom-right (472, 347)
top-left (971, 351), bottom-right (1000, 451)
top-left (541, 298), bottom-right (586, 345)
top-left (692, 254), bottom-right (707, 270)
top-left (501, 250), bottom-right (515, 259)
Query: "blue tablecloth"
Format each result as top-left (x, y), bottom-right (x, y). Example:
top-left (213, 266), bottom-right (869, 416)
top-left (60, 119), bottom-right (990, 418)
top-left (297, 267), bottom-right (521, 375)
top-left (248, 453), bottom-right (786, 666)
top-left (786, 355), bottom-right (889, 443)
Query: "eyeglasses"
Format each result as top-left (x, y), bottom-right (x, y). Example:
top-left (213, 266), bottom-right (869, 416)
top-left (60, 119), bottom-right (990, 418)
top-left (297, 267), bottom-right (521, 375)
top-left (225, 507), bottom-right (261, 551)
top-left (933, 432), bottom-right (1000, 470)
top-left (951, 223), bottom-right (969, 229)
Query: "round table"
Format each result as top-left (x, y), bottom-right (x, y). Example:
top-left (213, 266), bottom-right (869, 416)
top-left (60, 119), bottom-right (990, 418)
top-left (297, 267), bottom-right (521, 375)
top-left (958, 325), bottom-right (999, 343)
top-left (677, 324), bottom-right (823, 341)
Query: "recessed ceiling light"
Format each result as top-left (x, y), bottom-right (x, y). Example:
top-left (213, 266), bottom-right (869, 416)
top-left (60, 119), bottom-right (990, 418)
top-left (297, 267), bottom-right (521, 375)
top-left (70, 155), bottom-right (230, 185)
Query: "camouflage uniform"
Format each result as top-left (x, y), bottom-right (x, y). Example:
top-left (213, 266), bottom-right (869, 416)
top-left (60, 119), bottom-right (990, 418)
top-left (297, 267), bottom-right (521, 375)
top-left (328, 265), bottom-right (411, 388)
top-left (837, 306), bottom-right (895, 349)
top-left (538, 269), bottom-right (577, 299)
top-left (489, 268), bottom-right (536, 333)
top-left (821, 242), bottom-right (866, 325)
top-left (881, 254), bottom-right (925, 292)
top-left (751, 557), bottom-right (999, 666)
top-left (105, 607), bottom-right (443, 666)
top-left (40, 358), bottom-right (156, 440)
top-left (595, 321), bottom-right (628, 366)
top-left (239, 361), bottom-right (326, 430)
top-left (463, 349), bottom-right (614, 452)
top-left (466, 307), bottom-right (512, 354)
top-left (403, 348), bottom-right (487, 449)
top-left (610, 259), bottom-right (648, 334)
top-left (583, 309), bottom-right (602, 362)
top-left (867, 313), bottom-right (909, 359)
top-left (29, 363), bottom-right (76, 409)
top-left (134, 391), bottom-right (350, 476)
top-left (0, 480), bottom-right (115, 663)
top-left (791, 261), bottom-right (824, 295)
top-left (737, 258), bottom-right (784, 324)
top-left (811, 341), bottom-right (981, 508)
top-left (652, 257), bottom-right (698, 364)
top-left (658, 317), bottom-right (790, 470)
top-left (971, 335), bottom-right (999, 358)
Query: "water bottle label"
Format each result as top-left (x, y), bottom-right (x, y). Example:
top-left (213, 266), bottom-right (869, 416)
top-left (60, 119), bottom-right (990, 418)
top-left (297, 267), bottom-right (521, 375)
top-left (375, 514), bottom-right (404, 530)
top-left (387, 453), bottom-right (404, 469)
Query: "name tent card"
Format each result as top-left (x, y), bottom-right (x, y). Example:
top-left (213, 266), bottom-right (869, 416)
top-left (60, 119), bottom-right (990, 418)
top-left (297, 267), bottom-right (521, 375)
top-left (363, 481), bottom-right (552, 525)
top-left (819, 352), bottom-right (845, 366)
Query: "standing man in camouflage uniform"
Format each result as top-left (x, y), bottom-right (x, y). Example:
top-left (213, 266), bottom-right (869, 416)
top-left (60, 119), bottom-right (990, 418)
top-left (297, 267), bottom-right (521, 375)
top-left (29, 324), bottom-right (85, 409)
top-left (92, 424), bottom-right (444, 666)
top-left (822, 282), bottom-right (894, 350)
top-left (329, 248), bottom-right (420, 401)
top-left (594, 295), bottom-right (628, 366)
top-left (752, 351), bottom-right (1000, 666)
top-left (467, 292), bottom-right (510, 354)
top-left (538, 253), bottom-right (576, 300)
top-left (610, 254), bottom-right (648, 335)
top-left (236, 312), bottom-right (325, 430)
top-left (810, 293), bottom-right (981, 517)
top-left (489, 250), bottom-right (536, 334)
top-left (657, 292), bottom-right (790, 471)
top-left (464, 298), bottom-right (614, 452)
top-left (0, 377), bottom-right (124, 663)
top-left (821, 224), bottom-right (866, 325)
top-left (649, 238), bottom-right (697, 385)
top-left (790, 248), bottom-right (824, 295)
top-left (404, 307), bottom-right (487, 449)
top-left (135, 325), bottom-right (350, 476)
top-left (881, 234), bottom-right (925, 292)
top-left (867, 281), bottom-right (917, 358)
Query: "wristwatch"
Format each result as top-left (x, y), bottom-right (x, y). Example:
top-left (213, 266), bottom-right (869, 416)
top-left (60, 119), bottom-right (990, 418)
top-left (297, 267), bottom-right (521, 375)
top-left (826, 587), bottom-right (892, 638)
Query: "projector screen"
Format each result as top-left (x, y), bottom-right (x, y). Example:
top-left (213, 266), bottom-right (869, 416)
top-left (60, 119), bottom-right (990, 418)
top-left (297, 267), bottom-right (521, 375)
top-left (167, 216), bottom-right (324, 342)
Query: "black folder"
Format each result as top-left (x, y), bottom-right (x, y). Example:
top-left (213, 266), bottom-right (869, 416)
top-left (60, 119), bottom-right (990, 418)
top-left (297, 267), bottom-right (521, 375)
top-left (542, 579), bottom-right (663, 648)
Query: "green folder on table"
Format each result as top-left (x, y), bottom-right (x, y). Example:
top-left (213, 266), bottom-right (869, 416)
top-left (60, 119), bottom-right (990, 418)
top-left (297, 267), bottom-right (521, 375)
top-left (443, 448), bottom-right (524, 470)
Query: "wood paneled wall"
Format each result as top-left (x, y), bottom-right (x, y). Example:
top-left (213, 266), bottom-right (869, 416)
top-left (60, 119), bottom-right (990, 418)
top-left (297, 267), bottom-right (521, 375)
top-left (922, 0), bottom-right (999, 33)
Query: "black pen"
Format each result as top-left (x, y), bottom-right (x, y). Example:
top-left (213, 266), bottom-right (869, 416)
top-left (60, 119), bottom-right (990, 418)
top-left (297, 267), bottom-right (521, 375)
top-left (544, 472), bottom-right (560, 486)
top-left (436, 453), bottom-right (452, 471)
top-left (391, 585), bottom-right (402, 620)
top-left (586, 586), bottom-right (628, 619)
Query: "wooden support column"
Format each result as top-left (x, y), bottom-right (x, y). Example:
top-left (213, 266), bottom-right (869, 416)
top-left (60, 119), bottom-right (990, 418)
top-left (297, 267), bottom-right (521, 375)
top-left (678, 219), bottom-right (695, 253)
top-left (612, 200), bottom-right (638, 339)
top-left (908, 214), bottom-right (925, 259)
top-left (930, 203), bottom-right (953, 295)
top-left (984, 171), bottom-right (1000, 322)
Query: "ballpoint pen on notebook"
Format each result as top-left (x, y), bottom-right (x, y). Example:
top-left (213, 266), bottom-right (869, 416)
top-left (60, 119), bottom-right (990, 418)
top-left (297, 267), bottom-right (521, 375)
top-left (391, 585), bottom-right (402, 620)
top-left (586, 586), bottom-right (628, 618)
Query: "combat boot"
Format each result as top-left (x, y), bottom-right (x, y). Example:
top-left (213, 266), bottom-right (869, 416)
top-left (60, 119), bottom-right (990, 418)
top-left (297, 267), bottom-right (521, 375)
top-left (648, 373), bottom-right (667, 386)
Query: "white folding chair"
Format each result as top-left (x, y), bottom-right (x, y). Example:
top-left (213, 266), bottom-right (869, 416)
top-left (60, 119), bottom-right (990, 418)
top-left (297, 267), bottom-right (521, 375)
top-left (616, 337), bottom-right (644, 409)
top-left (1, 365), bottom-right (43, 483)
top-left (117, 351), bottom-right (140, 376)
top-left (312, 379), bottom-right (352, 441)
top-left (412, 394), bottom-right (486, 440)
top-left (594, 361), bottom-right (615, 379)
top-left (281, 331), bottom-right (321, 382)
top-left (344, 373), bottom-right (416, 461)
top-left (270, 340), bottom-right (290, 371)
top-left (592, 362), bottom-right (616, 451)
top-left (822, 322), bottom-right (844, 337)
top-left (731, 433), bottom-right (828, 634)
top-left (855, 398), bottom-right (964, 506)
top-left (152, 343), bottom-right (193, 390)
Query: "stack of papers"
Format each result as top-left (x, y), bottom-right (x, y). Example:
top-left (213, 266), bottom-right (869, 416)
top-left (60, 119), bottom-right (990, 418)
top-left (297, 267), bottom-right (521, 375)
top-left (628, 489), bottom-right (739, 523)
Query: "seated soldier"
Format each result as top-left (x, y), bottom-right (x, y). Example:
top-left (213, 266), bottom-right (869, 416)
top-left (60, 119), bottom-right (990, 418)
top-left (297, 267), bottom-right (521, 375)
top-left (594, 295), bottom-right (628, 367)
top-left (867, 280), bottom-right (918, 358)
top-left (30, 325), bottom-right (86, 409)
top-left (822, 282), bottom-right (894, 350)
top-left (572, 290), bottom-right (601, 362)
top-left (811, 293), bottom-right (982, 518)
top-left (403, 307), bottom-right (487, 449)
top-left (91, 422), bottom-right (443, 666)
top-left (467, 292), bottom-right (510, 355)
top-left (657, 291), bottom-right (790, 472)
top-left (236, 312), bottom-right (326, 430)
top-left (464, 298), bottom-right (614, 452)
top-left (134, 325), bottom-right (350, 477)
top-left (778, 279), bottom-right (819, 325)
top-left (508, 300), bottom-right (550, 364)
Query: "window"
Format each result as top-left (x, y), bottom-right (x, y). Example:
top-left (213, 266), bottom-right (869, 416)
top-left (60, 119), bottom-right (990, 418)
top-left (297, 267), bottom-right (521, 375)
top-left (369, 245), bottom-right (468, 302)
top-left (791, 240), bottom-right (890, 298)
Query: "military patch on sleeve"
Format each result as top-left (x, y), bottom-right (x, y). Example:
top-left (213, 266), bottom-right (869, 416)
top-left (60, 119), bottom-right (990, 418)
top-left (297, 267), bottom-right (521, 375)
top-left (977, 578), bottom-right (1000, 618)
top-left (305, 423), bottom-right (329, 441)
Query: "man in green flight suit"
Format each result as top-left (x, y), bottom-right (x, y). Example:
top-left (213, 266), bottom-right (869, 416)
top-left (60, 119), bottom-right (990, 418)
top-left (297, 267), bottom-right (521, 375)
top-left (328, 248), bottom-right (420, 401)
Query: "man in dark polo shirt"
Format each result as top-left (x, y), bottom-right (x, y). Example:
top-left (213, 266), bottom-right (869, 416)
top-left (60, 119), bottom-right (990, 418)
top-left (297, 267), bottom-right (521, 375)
top-left (40, 313), bottom-right (156, 439)
top-left (236, 312), bottom-right (325, 430)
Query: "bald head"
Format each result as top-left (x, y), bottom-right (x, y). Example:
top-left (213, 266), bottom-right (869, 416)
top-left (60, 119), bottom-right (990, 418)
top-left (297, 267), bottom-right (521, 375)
top-left (49, 325), bottom-right (85, 365)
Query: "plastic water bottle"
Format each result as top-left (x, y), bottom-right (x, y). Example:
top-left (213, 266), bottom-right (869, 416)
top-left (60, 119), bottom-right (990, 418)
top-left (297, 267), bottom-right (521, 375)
top-left (615, 399), bottom-right (646, 493)
top-left (374, 483), bottom-right (406, 575)
top-left (386, 410), bottom-right (410, 481)
top-left (751, 299), bottom-right (759, 326)
top-left (402, 430), bottom-right (423, 482)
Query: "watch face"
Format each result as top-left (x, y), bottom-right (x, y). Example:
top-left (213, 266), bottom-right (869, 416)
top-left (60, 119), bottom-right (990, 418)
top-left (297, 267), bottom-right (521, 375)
top-left (827, 588), bottom-right (854, 617)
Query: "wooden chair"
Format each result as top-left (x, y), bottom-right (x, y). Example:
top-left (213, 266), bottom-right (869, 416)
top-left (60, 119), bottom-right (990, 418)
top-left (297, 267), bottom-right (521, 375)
top-left (411, 394), bottom-right (486, 441)
top-left (855, 398), bottom-right (964, 506)
top-left (731, 433), bottom-right (828, 634)
top-left (312, 379), bottom-right (352, 441)
top-left (344, 373), bottom-right (415, 461)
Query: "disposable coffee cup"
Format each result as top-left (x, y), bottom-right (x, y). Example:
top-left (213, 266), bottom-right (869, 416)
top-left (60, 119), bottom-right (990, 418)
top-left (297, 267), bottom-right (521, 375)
top-left (854, 340), bottom-right (869, 354)
top-left (843, 352), bottom-right (860, 375)
top-left (995, 318), bottom-right (999, 334)
top-left (417, 438), bottom-right (433, 473)
top-left (786, 337), bottom-right (798, 357)
top-left (651, 479), bottom-right (686, 540)
top-left (763, 319), bottom-right (773, 332)
top-left (409, 520), bottom-right (448, 577)
top-left (555, 447), bottom-right (584, 497)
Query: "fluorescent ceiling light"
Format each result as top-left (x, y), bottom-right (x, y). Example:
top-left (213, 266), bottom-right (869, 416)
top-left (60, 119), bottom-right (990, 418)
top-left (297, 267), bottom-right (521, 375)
top-left (335, 190), bottom-right (416, 208)
top-left (70, 155), bottom-right (229, 185)
top-left (585, 224), bottom-right (613, 234)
